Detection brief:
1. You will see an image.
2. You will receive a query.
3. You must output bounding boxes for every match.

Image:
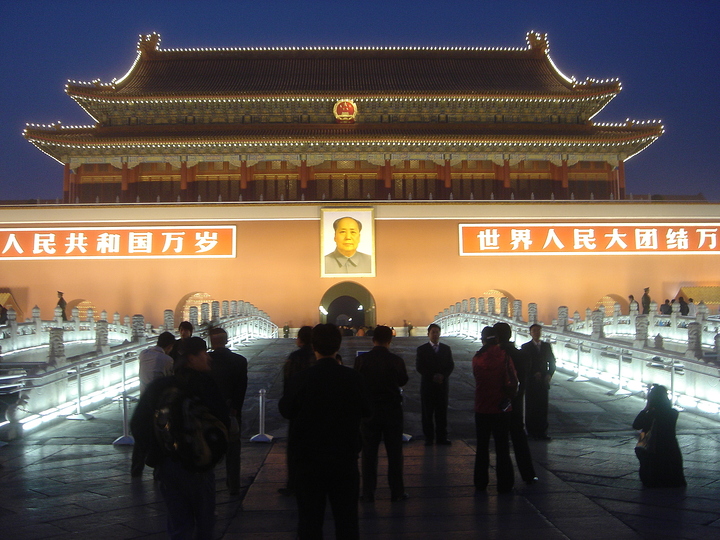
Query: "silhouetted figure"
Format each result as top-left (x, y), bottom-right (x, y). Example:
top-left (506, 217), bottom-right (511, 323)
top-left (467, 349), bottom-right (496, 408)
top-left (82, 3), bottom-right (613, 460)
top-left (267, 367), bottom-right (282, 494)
top-left (354, 325), bottom-right (409, 502)
top-left (678, 297), bottom-right (689, 316)
top-left (131, 337), bottom-right (229, 539)
top-left (473, 326), bottom-right (517, 494)
top-left (641, 287), bottom-right (651, 315)
top-left (209, 327), bottom-right (248, 496)
top-left (521, 324), bottom-right (555, 440)
top-left (131, 331), bottom-right (176, 477)
top-left (56, 291), bottom-right (67, 321)
top-left (279, 324), bottom-right (371, 539)
top-left (416, 323), bottom-right (454, 445)
top-left (633, 385), bottom-right (686, 488)
top-left (494, 322), bottom-right (537, 484)
top-left (279, 325), bottom-right (315, 496)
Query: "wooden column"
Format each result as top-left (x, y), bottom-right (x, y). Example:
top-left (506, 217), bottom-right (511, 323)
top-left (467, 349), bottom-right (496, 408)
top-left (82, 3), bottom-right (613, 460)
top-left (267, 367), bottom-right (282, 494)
top-left (121, 162), bottom-right (130, 203)
top-left (63, 163), bottom-right (71, 203)
top-left (617, 161), bottom-right (626, 200)
top-left (180, 162), bottom-right (188, 202)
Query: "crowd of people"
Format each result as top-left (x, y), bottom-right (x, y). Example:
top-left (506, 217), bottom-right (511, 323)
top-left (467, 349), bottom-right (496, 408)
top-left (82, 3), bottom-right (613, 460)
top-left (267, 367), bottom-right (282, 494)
top-left (129, 319), bottom-right (686, 539)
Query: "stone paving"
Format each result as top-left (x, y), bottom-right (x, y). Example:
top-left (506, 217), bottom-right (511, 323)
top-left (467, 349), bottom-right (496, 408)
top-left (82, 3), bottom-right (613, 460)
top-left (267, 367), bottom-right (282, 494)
top-left (1, 336), bottom-right (719, 539)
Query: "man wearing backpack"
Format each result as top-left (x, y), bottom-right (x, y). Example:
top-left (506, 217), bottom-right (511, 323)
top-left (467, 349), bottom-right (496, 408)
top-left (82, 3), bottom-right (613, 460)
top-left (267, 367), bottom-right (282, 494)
top-left (131, 336), bottom-right (229, 540)
top-left (208, 327), bottom-right (248, 496)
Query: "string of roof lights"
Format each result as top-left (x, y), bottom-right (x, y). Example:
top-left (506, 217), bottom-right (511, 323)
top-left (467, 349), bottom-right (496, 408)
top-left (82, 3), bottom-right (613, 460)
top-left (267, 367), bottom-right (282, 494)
top-left (23, 119), bottom-right (663, 131)
top-left (24, 134), bottom-right (662, 150)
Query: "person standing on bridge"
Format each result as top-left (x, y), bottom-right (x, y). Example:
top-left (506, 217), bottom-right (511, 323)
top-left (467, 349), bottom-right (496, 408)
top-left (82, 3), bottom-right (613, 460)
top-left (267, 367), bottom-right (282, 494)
top-left (354, 325), bottom-right (409, 502)
top-left (416, 323), bottom-right (454, 445)
top-left (56, 291), bottom-right (68, 321)
top-left (521, 324), bottom-right (556, 440)
top-left (209, 327), bottom-right (248, 496)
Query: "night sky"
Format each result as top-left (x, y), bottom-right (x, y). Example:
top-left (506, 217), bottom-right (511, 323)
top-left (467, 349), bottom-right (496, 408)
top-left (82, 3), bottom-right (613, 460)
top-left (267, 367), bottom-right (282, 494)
top-left (2, 0), bottom-right (718, 201)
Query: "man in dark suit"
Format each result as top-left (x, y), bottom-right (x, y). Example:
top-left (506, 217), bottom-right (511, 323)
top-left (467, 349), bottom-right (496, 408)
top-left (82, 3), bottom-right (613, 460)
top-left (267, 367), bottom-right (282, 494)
top-left (354, 325), bottom-right (409, 502)
top-left (279, 323), bottom-right (371, 540)
top-left (521, 324), bottom-right (556, 440)
top-left (415, 323), bottom-right (454, 445)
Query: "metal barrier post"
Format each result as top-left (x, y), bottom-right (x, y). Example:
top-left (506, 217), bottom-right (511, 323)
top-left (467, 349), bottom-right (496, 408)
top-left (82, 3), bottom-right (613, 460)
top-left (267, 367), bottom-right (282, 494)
top-left (250, 388), bottom-right (273, 443)
top-left (568, 339), bottom-right (588, 382)
top-left (66, 363), bottom-right (95, 420)
top-left (113, 354), bottom-right (134, 445)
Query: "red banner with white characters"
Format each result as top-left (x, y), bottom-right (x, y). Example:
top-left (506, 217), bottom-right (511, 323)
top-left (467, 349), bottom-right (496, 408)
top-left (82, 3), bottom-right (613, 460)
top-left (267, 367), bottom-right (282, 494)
top-left (0, 226), bottom-right (236, 259)
top-left (459, 223), bottom-right (720, 255)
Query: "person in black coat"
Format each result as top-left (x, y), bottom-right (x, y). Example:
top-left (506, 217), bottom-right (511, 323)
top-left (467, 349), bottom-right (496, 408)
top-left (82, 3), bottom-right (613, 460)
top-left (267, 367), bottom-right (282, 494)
top-left (415, 323), bottom-right (454, 445)
top-left (279, 324), bottom-right (371, 540)
top-left (520, 324), bottom-right (556, 440)
top-left (633, 384), bottom-right (686, 488)
top-left (131, 337), bottom-right (229, 540)
top-left (354, 325), bottom-right (409, 502)
top-left (494, 322), bottom-right (537, 483)
top-left (279, 325), bottom-right (315, 496)
top-left (208, 327), bottom-right (248, 496)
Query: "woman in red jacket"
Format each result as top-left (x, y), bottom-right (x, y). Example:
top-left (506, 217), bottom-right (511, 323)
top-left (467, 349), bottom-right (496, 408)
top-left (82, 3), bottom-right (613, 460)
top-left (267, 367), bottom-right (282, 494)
top-left (473, 326), bottom-right (518, 494)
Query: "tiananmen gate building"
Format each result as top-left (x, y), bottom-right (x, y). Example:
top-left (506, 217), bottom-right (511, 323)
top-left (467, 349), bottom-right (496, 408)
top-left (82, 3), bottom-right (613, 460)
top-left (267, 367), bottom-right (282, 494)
top-left (4, 32), bottom-right (716, 329)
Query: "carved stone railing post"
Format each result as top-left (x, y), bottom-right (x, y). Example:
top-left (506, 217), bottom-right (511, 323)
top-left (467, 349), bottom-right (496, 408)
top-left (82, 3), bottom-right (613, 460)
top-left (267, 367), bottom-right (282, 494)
top-left (230, 300), bottom-right (238, 317)
top-left (686, 322), bottom-right (703, 360)
top-left (164, 310), bottom-right (174, 333)
top-left (697, 301), bottom-right (708, 322)
top-left (189, 306), bottom-right (199, 328)
top-left (487, 297), bottom-right (496, 316)
top-left (211, 300), bottom-right (220, 321)
top-left (54, 305), bottom-right (63, 326)
top-left (461, 299), bottom-right (468, 313)
top-left (48, 327), bottom-right (66, 367)
top-left (512, 300), bottom-right (522, 322)
top-left (648, 301), bottom-right (657, 328)
top-left (72, 307), bottom-right (81, 331)
top-left (96, 319), bottom-right (109, 352)
top-left (557, 306), bottom-right (569, 331)
top-left (612, 303), bottom-right (621, 333)
top-left (499, 297), bottom-right (508, 317)
top-left (132, 315), bottom-right (145, 342)
top-left (634, 315), bottom-right (648, 348)
top-left (654, 334), bottom-right (664, 350)
top-left (477, 297), bottom-right (485, 315)
top-left (591, 309), bottom-right (605, 339)
top-left (469, 297), bottom-right (476, 313)
top-left (222, 300), bottom-right (229, 318)
top-left (528, 303), bottom-right (538, 325)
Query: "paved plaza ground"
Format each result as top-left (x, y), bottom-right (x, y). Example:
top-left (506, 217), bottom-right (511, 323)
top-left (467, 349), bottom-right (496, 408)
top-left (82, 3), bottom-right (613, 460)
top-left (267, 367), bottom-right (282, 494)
top-left (1, 336), bottom-right (719, 539)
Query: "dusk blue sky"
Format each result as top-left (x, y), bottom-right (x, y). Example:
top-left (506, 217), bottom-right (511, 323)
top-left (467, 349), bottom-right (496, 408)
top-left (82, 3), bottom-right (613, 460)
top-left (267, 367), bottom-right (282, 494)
top-left (2, 0), bottom-right (718, 201)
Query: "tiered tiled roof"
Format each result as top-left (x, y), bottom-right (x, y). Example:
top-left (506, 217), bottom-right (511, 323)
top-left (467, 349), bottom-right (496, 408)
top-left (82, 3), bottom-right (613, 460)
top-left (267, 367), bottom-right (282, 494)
top-left (66, 32), bottom-right (619, 104)
top-left (24, 121), bottom-right (662, 154)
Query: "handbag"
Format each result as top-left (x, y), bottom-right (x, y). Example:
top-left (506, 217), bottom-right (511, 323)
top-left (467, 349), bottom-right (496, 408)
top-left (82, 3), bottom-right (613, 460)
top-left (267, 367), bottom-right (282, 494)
top-left (635, 421), bottom-right (654, 454)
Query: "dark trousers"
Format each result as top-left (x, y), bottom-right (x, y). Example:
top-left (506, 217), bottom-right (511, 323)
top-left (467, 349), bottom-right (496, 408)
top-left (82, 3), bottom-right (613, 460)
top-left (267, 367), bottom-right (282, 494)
top-left (157, 459), bottom-right (216, 540)
top-left (509, 401), bottom-right (536, 481)
top-left (225, 415), bottom-right (241, 492)
top-left (474, 412), bottom-right (514, 493)
top-left (525, 378), bottom-right (549, 437)
top-left (295, 457), bottom-right (360, 540)
top-left (420, 383), bottom-right (449, 442)
top-left (360, 406), bottom-right (404, 499)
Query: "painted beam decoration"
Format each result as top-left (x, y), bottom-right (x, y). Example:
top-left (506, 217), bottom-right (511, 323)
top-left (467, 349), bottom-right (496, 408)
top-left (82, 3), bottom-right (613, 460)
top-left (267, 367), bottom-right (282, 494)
top-left (0, 226), bottom-right (236, 259)
top-left (459, 223), bottom-right (720, 256)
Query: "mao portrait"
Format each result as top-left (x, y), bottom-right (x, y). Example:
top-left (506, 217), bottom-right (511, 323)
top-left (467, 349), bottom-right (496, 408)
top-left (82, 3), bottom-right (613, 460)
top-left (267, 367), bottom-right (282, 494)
top-left (321, 208), bottom-right (375, 277)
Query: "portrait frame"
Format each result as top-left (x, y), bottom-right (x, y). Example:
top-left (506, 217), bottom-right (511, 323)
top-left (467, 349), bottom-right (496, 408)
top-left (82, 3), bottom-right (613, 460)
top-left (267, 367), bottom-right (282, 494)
top-left (321, 207), bottom-right (376, 277)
